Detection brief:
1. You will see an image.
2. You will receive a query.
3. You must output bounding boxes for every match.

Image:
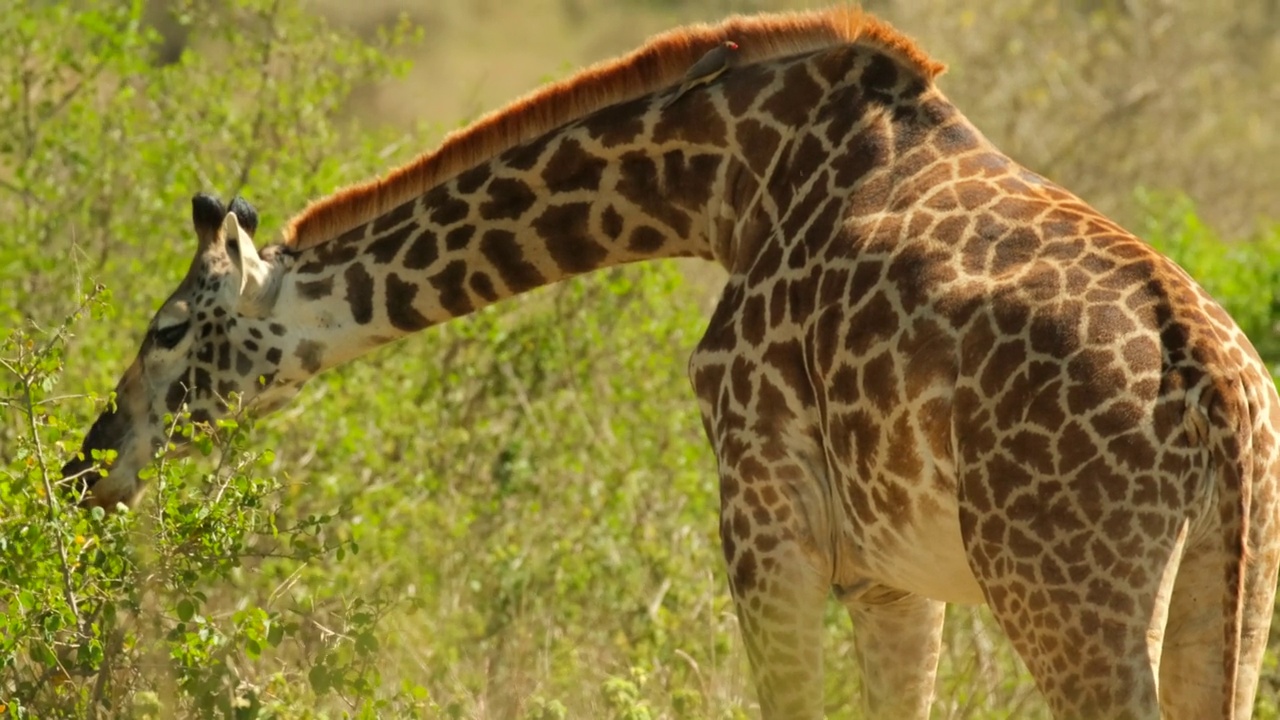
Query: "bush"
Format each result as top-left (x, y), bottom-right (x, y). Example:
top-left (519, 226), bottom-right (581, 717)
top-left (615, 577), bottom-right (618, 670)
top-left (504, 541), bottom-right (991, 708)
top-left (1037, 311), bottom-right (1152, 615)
top-left (1137, 190), bottom-right (1280, 372)
top-left (0, 0), bottom-right (431, 716)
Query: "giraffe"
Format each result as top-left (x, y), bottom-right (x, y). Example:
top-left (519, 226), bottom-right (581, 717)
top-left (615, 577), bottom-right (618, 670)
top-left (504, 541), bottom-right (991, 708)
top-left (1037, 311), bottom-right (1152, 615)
top-left (60, 8), bottom-right (1280, 719)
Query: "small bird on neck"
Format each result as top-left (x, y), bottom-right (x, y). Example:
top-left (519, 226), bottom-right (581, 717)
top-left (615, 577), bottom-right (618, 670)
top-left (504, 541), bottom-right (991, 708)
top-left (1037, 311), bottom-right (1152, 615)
top-left (662, 41), bottom-right (740, 109)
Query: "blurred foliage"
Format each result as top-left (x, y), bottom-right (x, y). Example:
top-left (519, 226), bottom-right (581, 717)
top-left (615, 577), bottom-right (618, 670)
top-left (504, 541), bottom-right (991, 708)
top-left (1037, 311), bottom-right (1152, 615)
top-left (1, 0), bottom-right (1278, 718)
top-left (1137, 190), bottom-right (1280, 372)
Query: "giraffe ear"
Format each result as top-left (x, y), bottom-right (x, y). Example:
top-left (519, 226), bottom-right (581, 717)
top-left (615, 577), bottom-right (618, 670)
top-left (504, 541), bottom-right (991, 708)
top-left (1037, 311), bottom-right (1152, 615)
top-left (221, 211), bottom-right (279, 317)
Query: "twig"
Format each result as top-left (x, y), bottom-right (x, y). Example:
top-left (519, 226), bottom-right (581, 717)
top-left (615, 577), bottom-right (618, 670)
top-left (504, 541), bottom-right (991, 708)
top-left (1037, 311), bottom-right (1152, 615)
top-left (1042, 81), bottom-right (1159, 175)
top-left (1, 354), bottom-right (79, 621)
top-left (0, 176), bottom-right (42, 206)
top-left (44, 55), bottom-right (112, 124)
top-left (267, 561), bottom-right (310, 605)
top-left (233, 0), bottom-right (285, 194)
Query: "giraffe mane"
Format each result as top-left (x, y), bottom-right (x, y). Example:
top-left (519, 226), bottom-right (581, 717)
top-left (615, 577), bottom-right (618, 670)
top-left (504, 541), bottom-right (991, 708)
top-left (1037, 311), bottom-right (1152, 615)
top-left (282, 6), bottom-right (944, 250)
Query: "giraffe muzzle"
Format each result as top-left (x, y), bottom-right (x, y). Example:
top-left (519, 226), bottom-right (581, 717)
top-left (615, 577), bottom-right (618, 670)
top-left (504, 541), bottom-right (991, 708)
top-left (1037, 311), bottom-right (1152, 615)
top-left (60, 404), bottom-right (133, 508)
top-left (59, 457), bottom-right (103, 505)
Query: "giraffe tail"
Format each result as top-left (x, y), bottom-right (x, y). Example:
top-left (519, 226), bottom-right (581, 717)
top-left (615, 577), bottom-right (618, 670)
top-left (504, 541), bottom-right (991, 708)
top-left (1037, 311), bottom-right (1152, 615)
top-left (1200, 375), bottom-right (1257, 719)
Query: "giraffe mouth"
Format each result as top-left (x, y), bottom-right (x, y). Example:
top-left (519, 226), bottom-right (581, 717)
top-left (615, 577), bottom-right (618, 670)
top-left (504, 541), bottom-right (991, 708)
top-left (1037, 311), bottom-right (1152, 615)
top-left (58, 399), bottom-right (162, 510)
top-left (61, 401), bottom-right (129, 505)
top-left (59, 456), bottom-right (102, 504)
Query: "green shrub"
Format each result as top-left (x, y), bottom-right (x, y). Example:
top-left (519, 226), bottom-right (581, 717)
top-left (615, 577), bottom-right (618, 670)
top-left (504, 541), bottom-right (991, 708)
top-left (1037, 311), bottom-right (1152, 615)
top-left (1137, 189), bottom-right (1280, 373)
top-left (0, 0), bottom-right (432, 716)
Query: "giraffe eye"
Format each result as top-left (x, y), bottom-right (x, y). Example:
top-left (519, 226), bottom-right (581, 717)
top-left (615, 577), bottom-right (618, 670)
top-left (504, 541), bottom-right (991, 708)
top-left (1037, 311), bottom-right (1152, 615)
top-left (153, 322), bottom-right (191, 350)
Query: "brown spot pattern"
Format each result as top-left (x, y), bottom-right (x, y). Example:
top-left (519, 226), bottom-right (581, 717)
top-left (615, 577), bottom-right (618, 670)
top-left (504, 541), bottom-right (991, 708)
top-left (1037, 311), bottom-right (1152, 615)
top-left (343, 264), bottom-right (374, 324)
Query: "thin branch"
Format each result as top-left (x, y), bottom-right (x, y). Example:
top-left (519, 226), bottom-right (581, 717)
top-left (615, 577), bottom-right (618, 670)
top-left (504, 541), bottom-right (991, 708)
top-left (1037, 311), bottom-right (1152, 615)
top-left (20, 358), bottom-right (80, 621)
top-left (43, 55), bottom-right (112, 124)
top-left (1042, 81), bottom-right (1159, 175)
top-left (0, 176), bottom-right (42, 206)
top-left (233, 0), bottom-right (285, 195)
top-left (86, 623), bottom-right (124, 720)
top-left (0, 287), bottom-right (115, 641)
top-left (35, 285), bottom-right (104, 361)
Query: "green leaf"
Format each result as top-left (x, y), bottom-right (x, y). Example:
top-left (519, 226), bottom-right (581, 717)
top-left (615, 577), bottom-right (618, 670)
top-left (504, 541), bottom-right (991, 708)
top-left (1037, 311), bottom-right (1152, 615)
top-left (266, 621), bottom-right (284, 648)
top-left (308, 663), bottom-right (330, 694)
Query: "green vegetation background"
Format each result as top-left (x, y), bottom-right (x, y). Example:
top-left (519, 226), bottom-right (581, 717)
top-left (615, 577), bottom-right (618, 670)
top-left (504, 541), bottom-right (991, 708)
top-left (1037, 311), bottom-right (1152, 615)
top-left (1, 1), bottom-right (1278, 717)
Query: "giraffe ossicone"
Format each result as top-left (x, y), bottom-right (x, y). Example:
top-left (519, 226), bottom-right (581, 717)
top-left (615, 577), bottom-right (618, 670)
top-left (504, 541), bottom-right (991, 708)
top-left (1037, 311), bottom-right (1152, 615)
top-left (63, 7), bottom-right (1280, 719)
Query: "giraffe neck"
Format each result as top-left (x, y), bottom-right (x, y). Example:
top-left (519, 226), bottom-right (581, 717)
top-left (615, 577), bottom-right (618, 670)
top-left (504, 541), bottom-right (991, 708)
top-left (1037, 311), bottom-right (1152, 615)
top-left (272, 44), bottom-right (957, 375)
top-left (276, 101), bottom-right (739, 372)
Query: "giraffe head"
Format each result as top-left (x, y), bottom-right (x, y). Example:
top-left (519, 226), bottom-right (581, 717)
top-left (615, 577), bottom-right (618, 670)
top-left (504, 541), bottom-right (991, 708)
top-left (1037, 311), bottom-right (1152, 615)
top-left (62, 194), bottom-right (300, 509)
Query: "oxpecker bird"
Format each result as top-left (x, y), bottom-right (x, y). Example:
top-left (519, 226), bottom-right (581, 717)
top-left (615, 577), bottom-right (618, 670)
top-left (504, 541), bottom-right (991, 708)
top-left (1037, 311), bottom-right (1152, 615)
top-left (662, 40), bottom-right (740, 109)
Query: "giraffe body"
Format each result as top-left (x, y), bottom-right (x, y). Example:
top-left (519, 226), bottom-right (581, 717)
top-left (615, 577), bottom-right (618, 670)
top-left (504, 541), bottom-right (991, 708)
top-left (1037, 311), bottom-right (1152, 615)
top-left (64, 8), bottom-right (1280, 719)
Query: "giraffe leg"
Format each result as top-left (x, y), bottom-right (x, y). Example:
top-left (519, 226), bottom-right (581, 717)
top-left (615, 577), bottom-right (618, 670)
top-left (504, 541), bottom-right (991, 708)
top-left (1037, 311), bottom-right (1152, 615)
top-left (718, 474), bottom-right (830, 719)
top-left (959, 483), bottom-right (1179, 719)
top-left (974, 550), bottom-right (1171, 719)
top-left (839, 584), bottom-right (945, 720)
